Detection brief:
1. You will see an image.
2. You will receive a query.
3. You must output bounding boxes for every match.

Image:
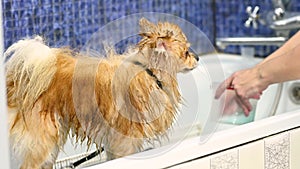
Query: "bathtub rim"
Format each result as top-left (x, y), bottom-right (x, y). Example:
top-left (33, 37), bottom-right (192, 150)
top-left (85, 109), bottom-right (300, 169)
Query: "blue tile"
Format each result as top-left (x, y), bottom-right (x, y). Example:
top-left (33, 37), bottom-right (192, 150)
top-left (3, 0), bottom-right (298, 56)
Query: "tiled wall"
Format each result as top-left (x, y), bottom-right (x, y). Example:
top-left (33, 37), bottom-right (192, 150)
top-left (2, 0), bottom-right (213, 51)
top-left (2, 0), bottom-right (300, 56)
top-left (170, 127), bottom-right (300, 169)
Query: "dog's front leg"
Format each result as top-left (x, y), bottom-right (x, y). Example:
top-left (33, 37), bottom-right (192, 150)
top-left (104, 131), bottom-right (144, 160)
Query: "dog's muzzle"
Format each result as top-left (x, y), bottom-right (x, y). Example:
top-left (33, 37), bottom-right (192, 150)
top-left (195, 55), bottom-right (199, 61)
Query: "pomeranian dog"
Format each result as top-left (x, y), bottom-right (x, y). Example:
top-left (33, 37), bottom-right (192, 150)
top-left (6, 18), bottom-right (198, 168)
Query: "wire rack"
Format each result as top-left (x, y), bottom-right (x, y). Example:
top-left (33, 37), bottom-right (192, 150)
top-left (54, 150), bottom-right (106, 169)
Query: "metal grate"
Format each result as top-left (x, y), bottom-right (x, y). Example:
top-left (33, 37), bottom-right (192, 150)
top-left (54, 150), bottom-right (106, 169)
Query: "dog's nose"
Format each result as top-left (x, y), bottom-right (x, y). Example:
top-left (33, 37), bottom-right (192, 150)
top-left (194, 54), bottom-right (199, 61)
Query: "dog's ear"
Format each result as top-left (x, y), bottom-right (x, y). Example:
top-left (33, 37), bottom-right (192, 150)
top-left (139, 18), bottom-right (156, 38)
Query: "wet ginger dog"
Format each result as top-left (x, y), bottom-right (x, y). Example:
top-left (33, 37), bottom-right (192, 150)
top-left (6, 18), bottom-right (198, 168)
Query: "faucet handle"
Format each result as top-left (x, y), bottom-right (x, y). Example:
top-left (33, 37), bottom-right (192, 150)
top-left (244, 6), bottom-right (260, 29)
top-left (273, 7), bottom-right (285, 20)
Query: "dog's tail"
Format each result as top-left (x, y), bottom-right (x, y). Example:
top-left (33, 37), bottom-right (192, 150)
top-left (5, 36), bottom-right (57, 112)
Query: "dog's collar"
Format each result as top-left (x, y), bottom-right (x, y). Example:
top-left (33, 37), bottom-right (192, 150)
top-left (132, 61), bottom-right (163, 89)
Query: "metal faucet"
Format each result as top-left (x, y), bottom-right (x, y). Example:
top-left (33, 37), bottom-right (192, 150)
top-left (244, 6), bottom-right (260, 29)
top-left (271, 15), bottom-right (300, 30)
top-left (244, 0), bottom-right (297, 37)
top-left (216, 37), bottom-right (286, 50)
top-left (244, 0), bottom-right (287, 30)
top-left (216, 0), bottom-right (295, 50)
top-left (269, 0), bottom-right (300, 37)
top-left (272, 0), bottom-right (286, 20)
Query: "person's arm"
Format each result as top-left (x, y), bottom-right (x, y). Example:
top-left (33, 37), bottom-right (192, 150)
top-left (230, 31), bottom-right (300, 98)
top-left (215, 30), bottom-right (300, 115)
top-left (259, 30), bottom-right (300, 65)
top-left (258, 38), bottom-right (300, 84)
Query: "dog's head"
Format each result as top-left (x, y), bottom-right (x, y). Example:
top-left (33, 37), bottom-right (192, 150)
top-left (138, 18), bottom-right (198, 73)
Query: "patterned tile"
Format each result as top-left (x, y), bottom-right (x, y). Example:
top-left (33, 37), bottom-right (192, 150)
top-left (264, 132), bottom-right (290, 169)
top-left (211, 150), bottom-right (238, 169)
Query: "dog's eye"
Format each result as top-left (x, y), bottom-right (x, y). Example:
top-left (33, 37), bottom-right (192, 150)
top-left (185, 51), bottom-right (189, 58)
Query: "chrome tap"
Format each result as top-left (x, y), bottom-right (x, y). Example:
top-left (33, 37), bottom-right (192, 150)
top-left (272, 0), bottom-right (286, 20)
top-left (271, 15), bottom-right (300, 30)
top-left (244, 1), bottom-right (286, 30)
top-left (244, 0), bottom-right (296, 37)
top-left (244, 6), bottom-right (260, 29)
top-left (216, 37), bottom-right (286, 50)
top-left (270, 0), bottom-right (300, 37)
top-left (273, 7), bottom-right (285, 21)
top-left (216, 0), bottom-right (294, 51)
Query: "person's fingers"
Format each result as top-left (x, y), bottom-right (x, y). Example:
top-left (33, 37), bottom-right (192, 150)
top-left (235, 97), bottom-right (252, 116)
top-left (214, 83), bottom-right (226, 99)
top-left (251, 94), bottom-right (261, 100)
top-left (223, 99), bottom-right (239, 115)
top-left (215, 76), bottom-right (234, 99)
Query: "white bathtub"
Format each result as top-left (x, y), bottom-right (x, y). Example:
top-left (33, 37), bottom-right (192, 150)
top-left (55, 53), bottom-right (300, 169)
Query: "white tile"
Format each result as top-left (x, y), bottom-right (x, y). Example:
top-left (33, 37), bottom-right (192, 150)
top-left (290, 128), bottom-right (300, 169)
top-left (211, 149), bottom-right (238, 169)
top-left (239, 140), bottom-right (264, 169)
top-left (169, 157), bottom-right (210, 169)
top-left (264, 132), bottom-right (290, 169)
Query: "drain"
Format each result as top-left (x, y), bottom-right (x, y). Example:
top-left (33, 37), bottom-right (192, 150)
top-left (289, 82), bottom-right (300, 104)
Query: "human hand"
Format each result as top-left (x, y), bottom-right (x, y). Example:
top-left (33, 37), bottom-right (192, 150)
top-left (215, 66), bottom-right (268, 115)
top-left (220, 90), bottom-right (249, 116)
top-left (216, 85), bottom-right (253, 116)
